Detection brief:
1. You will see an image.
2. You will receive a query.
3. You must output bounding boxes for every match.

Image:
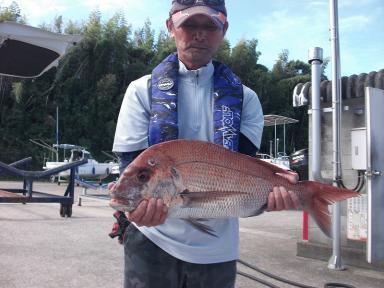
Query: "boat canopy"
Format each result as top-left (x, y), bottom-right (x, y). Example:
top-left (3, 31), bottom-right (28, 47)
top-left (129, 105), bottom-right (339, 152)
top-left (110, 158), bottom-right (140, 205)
top-left (264, 114), bottom-right (299, 127)
top-left (0, 21), bottom-right (82, 78)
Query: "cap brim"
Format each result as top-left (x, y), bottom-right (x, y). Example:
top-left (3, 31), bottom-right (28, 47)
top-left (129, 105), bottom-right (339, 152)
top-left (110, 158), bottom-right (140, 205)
top-left (172, 6), bottom-right (226, 29)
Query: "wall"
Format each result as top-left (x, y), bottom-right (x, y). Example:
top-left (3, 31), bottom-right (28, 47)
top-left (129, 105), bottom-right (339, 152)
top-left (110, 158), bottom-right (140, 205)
top-left (307, 97), bottom-right (366, 245)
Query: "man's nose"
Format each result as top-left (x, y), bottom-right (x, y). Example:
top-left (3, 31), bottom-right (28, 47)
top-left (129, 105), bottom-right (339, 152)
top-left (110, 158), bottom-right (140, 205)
top-left (193, 28), bottom-right (207, 41)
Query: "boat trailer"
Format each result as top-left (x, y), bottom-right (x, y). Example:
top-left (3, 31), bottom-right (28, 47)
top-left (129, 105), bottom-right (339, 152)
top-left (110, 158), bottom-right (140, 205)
top-left (0, 157), bottom-right (86, 217)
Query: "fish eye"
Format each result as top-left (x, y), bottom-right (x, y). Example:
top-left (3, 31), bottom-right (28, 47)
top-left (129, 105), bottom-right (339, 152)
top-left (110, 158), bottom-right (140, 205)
top-left (137, 169), bottom-right (150, 183)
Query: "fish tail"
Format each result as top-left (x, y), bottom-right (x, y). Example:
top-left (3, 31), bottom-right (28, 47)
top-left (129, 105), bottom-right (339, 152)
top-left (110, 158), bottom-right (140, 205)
top-left (301, 181), bottom-right (359, 238)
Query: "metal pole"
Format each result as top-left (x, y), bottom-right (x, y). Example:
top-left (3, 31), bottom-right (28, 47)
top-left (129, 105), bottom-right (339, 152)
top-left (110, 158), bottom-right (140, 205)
top-left (274, 121), bottom-right (277, 158)
top-left (328, 0), bottom-right (345, 271)
top-left (56, 106), bottom-right (59, 162)
top-left (283, 123), bottom-right (286, 156)
top-left (307, 47), bottom-right (323, 243)
top-left (308, 47), bottom-right (324, 181)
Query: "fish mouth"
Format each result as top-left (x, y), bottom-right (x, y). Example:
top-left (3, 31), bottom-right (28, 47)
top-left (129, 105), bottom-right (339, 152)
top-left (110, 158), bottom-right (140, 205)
top-left (109, 198), bottom-right (135, 212)
top-left (109, 190), bottom-right (136, 212)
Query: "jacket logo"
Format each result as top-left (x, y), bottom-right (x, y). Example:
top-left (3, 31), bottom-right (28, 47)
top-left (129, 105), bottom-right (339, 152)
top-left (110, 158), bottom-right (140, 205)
top-left (157, 78), bottom-right (174, 91)
top-left (220, 105), bottom-right (237, 150)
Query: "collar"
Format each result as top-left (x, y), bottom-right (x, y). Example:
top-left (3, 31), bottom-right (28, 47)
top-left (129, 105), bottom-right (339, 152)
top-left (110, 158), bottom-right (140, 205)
top-left (178, 60), bottom-right (214, 84)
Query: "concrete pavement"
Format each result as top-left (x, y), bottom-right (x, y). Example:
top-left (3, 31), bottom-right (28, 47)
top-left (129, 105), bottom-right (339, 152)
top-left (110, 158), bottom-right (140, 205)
top-left (0, 181), bottom-right (383, 288)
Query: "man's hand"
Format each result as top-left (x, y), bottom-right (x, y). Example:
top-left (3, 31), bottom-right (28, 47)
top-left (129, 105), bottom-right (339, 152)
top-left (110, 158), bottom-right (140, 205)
top-left (108, 182), bottom-right (168, 227)
top-left (266, 171), bottom-right (301, 212)
top-left (127, 198), bottom-right (168, 227)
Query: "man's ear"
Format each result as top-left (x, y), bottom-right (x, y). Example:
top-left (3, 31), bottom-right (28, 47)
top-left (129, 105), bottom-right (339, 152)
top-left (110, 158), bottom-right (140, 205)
top-left (223, 21), bottom-right (229, 36)
top-left (166, 18), bottom-right (175, 37)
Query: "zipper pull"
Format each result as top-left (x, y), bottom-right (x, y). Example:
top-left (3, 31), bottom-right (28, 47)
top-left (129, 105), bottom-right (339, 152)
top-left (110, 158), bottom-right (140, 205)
top-left (196, 71), bottom-right (199, 85)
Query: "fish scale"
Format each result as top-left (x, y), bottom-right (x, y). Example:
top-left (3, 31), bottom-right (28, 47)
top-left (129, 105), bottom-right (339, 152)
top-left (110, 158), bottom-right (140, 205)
top-left (172, 162), bottom-right (271, 218)
top-left (110, 139), bottom-right (359, 237)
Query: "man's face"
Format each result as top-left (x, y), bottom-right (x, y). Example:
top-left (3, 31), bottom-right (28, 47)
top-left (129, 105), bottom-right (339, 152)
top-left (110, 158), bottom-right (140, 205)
top-left (167, 14), bottom-right (228, 70)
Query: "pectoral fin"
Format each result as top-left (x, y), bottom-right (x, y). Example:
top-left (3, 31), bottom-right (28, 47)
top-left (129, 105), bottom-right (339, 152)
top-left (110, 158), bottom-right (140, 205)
top-left (185, 218), bottom-right (217, 237)
top-left (246, 203), bottom-right (268, 217)
top-left (179, 189), bottom-right (245, 205)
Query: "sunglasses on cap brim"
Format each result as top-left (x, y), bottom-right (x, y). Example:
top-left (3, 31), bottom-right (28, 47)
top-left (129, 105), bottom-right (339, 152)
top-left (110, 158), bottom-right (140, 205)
top-left (175, 0), bottom-right (224, 6)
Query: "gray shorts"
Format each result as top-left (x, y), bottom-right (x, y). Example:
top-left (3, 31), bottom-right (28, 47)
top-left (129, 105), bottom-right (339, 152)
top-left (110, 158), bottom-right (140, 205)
top-left (123, 224), bottom-right (236, 288)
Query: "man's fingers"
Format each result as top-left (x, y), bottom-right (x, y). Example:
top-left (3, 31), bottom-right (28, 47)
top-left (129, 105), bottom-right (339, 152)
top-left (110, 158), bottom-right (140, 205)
top-left (266, 191), bottom-right (275, 211)
top-left (127, 200), bottom-right (148, 224)
top-left (287, 190), bottom-right (301, 209)
top-left (159, 205), bottom-right (168, 224)
top-left (139, 198), bottom-right (157, 226)
top-left (273, 186), bottom-right (284, 211)
top-left (107, 182), bottom-right (116, 190)
top-left (280, 186), bottom-right (294, 209)
top-left (275, 171), bottom-right (299, 184)
top-left (266, 186), bottom-right (302, 212)
top-left (150, 199), bottom-right (166, 225)
top-left (126, 198), bottom-right (168, 227)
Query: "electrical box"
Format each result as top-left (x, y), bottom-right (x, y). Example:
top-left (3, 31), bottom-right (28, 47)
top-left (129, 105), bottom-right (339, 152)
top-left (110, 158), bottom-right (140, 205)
top-left (351, 128), bottom-right (367, 170)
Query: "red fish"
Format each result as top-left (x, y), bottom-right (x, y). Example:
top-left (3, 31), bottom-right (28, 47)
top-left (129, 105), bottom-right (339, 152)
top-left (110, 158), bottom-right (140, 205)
top-left (109, 140), bottom-right (358, 237)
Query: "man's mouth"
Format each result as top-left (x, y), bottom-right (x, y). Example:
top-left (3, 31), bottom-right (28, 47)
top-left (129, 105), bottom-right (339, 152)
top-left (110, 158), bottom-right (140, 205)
top-left (188, 45), bottom-right (208, 50)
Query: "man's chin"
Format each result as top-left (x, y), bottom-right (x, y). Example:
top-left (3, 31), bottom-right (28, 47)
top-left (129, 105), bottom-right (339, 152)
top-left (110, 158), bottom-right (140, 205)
top-left (189, 47), bottom-right (211, 56)
top-left (181, 52), bottom-right (211, 69)
top-left (188, 46), bottom-right (207, 51)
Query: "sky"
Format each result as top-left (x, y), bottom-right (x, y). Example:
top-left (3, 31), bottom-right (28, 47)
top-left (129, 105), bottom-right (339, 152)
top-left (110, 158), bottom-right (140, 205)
top-left (3, 0), bottom-right (383, 78)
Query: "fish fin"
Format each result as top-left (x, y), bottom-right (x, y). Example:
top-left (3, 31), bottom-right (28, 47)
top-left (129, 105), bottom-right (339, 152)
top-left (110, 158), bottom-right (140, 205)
top-left (194, 218), bottom-right (210, 222)
top-left (246, 203), bottom-right (267, 217)
top-left (185, 218), bottom-right (217, 237)
top-left (303, 181), bottom-right (359, 238)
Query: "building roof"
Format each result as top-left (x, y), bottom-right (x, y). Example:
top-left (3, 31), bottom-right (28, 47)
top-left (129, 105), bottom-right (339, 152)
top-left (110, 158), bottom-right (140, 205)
top-left (293, 69), bottom-right (384, 105)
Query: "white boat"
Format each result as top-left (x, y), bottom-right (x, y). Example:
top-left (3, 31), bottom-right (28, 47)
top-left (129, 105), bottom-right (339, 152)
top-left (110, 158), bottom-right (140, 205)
top-left (43, 144), bottom-right (119, 183)
top-left (258, 114), bottom-right (301, 171)
top-left (256, 153), bottom-right (290, 170)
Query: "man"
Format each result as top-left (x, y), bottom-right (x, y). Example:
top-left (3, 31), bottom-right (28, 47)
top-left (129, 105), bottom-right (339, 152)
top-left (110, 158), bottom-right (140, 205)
top-left (111, 1), bottom-right (299, 287)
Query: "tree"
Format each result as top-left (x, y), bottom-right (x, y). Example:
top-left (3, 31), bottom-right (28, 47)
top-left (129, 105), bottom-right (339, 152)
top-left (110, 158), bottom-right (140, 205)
top-left (151, 30), bottom-right (176, 66)
top-left (134, 19), bottom-right (155, 52)
top-left (0, 1), bottom-right (25, 23)
top-left (271, 49), bottom-right (289, 80)
top-left (230, 39), bottom-right (261, 80)
top-left (261, 49), bottom-right (312, 153)
top-left (38, 15), bottom-right (64, 33)
top-left (53, 15), bottom-right (63, 34)
top-left (64, 20), bottom-right (83, 35)
top-left (215, 38), bottom-right (231, 64)
top-left (84, 10), bottom-right (102, 42)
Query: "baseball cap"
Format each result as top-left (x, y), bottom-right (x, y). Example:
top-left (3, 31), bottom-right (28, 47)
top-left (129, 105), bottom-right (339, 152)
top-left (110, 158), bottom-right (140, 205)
top-left (170, 0), bottom-right (227, 29)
